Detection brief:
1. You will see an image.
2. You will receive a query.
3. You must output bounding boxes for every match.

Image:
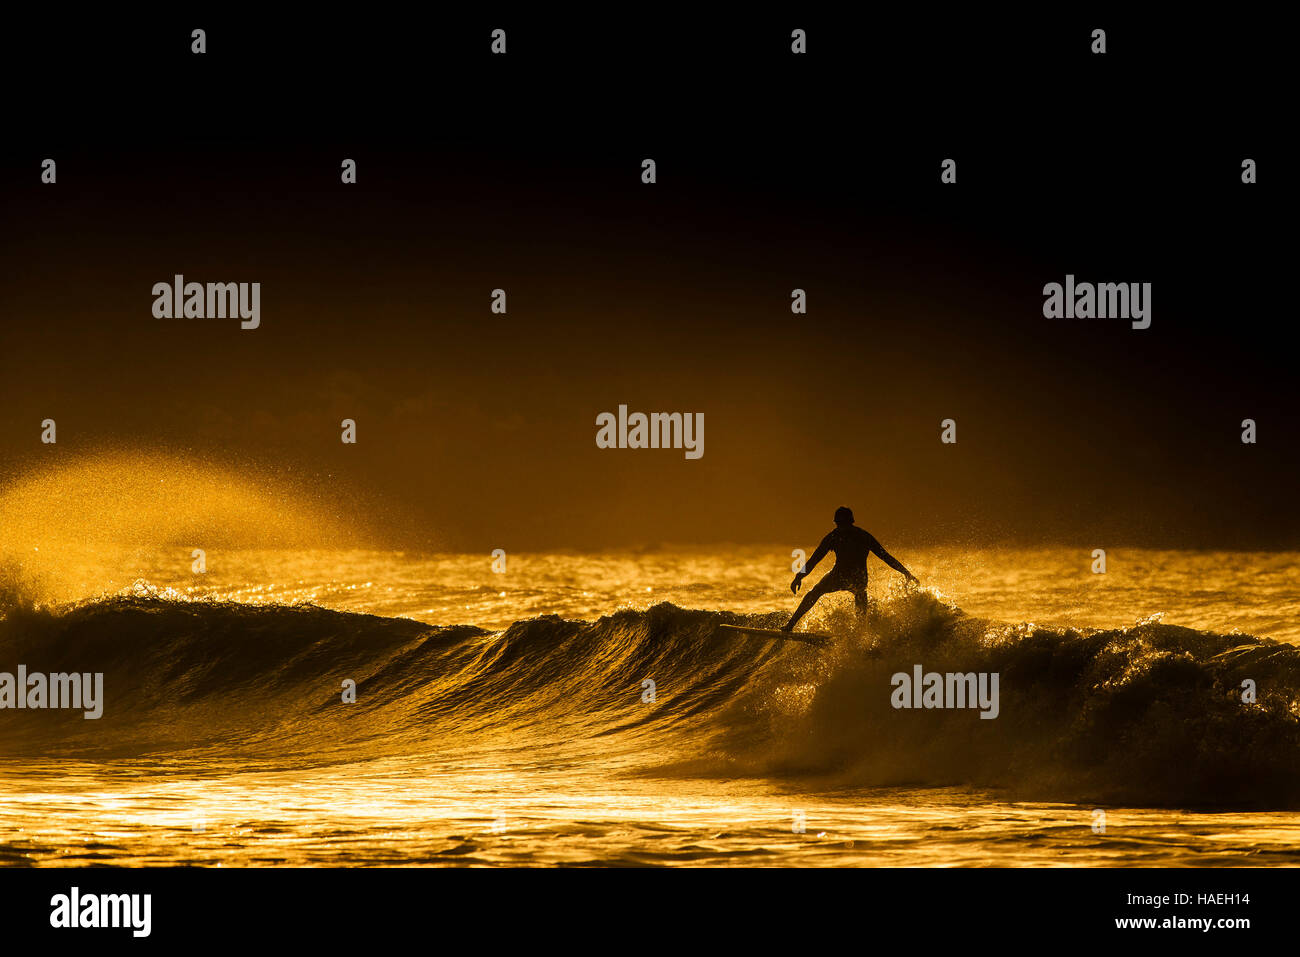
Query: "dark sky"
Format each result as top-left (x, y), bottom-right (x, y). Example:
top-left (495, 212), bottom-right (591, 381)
top-left (1, 13), bottom-right (1293, 550)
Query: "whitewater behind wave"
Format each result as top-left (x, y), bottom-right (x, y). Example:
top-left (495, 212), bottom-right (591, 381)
top-left (2, 583), bottom-right (1298, 810)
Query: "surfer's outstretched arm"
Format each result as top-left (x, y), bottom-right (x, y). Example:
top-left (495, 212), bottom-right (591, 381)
top-left (791, 535), bottom-right (831, 593)
top-left (872, 541), bottom-right (918, 582)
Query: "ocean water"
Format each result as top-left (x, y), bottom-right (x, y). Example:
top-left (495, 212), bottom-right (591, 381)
top-left (1, 545), bottom-right (1299, 867)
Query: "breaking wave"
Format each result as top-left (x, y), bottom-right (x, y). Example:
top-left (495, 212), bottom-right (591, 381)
top-left (2, 586), bottom-right (1297, 808)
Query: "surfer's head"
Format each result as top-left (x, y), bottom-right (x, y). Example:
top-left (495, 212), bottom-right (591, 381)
top-left (833, 506), bottom-right (854, 527)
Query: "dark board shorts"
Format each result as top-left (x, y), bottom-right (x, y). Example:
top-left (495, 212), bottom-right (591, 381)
top-left (812, 568), bottom-right (869, 596)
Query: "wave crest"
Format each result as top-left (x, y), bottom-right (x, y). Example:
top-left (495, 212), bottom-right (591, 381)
top-left (2, 591), bottom-right (1297, 807)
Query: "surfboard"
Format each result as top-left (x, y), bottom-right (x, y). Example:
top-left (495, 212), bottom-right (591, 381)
top-left (717, 624), bottom-right (832, 646)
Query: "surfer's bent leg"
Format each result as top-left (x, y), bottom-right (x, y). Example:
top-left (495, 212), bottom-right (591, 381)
top-left (784, 577), bottom-right (835, 631)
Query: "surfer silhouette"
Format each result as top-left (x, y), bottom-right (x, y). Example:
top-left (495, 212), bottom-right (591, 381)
top-left (783, 506), bottom-right (917, 631)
